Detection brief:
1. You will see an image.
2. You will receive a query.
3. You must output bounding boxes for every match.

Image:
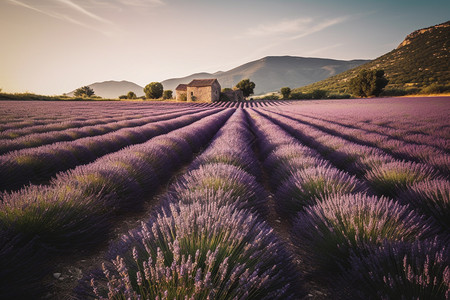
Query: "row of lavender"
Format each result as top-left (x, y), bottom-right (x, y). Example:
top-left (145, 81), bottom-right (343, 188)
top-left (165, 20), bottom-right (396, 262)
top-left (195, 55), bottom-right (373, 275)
top-left (294, 110), bottom-right (448, 152)
top-left (0, 101), bottom-right (291, 133)
top-left (86, 109), bottom-right (301, 299)
top-left (0, 108), bottom-right (219, 191)
top-left (289, 97), bottom-right (449, 143)
top-left (0, 107), bottom-right (209, 154)
top-left (257, 108), bottom-right (450, 230)
top-left (268, 107), bottom-right (449, 176)
top-left (0, 104), bottom-right (194, 140)
top-left (0, 108), bottom-right (233, 298)
top-left (248, 109), bottom-right (449, 298)
top-left (0, 101), bottom-right (193, 131)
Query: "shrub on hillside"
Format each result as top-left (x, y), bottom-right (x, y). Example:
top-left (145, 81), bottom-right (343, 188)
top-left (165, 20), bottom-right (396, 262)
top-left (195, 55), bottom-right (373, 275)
top-left (420, 83), bottom-right (450, 94)
top-left (280, 87), bottom-right (291, 99)
top-left (349, 69), bottom-right (389, 97)
top-left (312, 89), bottom-right (328, 99)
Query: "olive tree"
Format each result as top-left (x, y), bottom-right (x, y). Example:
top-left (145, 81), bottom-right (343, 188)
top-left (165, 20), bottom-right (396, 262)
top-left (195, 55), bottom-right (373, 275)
top-left (144, 82), bottom-right (163, 99)
top-left (74, 86), bottom-right (95, 97)
top-left (235, 79), bottom-right (255, 98)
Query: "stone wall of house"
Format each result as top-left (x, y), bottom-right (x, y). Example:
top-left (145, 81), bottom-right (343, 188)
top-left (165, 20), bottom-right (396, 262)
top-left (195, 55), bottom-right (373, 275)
top-left (211, 81), bottom-right (221, 102)
top-left (175, 90), bottom-right (187, 101)
top-left (187, 82), bottom-right (221, 102)
top-left (187, 86), bottom-right (211, 102)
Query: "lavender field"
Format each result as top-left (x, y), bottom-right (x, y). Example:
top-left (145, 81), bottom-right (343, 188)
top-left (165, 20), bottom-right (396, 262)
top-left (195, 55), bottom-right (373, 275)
top-left (0, 97), bottom-right (449, 299)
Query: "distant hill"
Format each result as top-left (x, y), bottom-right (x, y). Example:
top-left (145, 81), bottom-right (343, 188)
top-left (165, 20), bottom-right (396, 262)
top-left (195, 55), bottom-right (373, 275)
top-left (68, 57), bottom-right (369, 98)
top-left (293, 21), bottom-right (450, 94)
top-left (67, 80), bottom-right (144, 99)
top-left (162, 56), bottom-right (370, 95)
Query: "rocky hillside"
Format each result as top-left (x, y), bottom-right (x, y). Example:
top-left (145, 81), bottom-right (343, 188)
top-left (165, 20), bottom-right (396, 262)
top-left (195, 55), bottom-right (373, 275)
top-left (293, 21), bottom-right (450, 94)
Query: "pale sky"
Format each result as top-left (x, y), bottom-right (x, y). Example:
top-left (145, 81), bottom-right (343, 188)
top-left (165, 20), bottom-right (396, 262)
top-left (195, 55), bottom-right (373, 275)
top-left (1, 0), bottom-right (449, 95)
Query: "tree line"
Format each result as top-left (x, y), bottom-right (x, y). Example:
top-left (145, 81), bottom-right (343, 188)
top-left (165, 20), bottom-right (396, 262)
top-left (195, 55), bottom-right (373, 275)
top-left (72, 78), bottom-right (256, 101)
top-left (73, 70), bottom-right (390, 101)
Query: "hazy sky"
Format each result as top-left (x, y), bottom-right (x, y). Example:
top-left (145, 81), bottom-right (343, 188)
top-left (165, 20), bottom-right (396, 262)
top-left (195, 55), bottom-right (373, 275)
top-left (1, 0), bottom-right (449, 95)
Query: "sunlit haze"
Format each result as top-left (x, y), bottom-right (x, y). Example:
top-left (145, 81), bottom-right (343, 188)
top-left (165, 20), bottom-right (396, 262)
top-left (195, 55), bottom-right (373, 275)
top-left (1, 0), bottom-right (449, 95)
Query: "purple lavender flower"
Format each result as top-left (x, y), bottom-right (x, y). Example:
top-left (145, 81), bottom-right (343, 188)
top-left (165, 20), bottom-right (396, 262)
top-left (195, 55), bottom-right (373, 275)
top-left (397, 179), bottom-right (450, 232)
top-left (365, 161), bottom-right (441, 197)
top-left (292, 193), bottom-right (436, 274)
top-left (99, 202), bottom-right (300, 299)
top-left (0, 185), bottom-right (112, 251)
top-left (170, 163), bottom-right (268, 217)
top-left (275, 166), bottom-right (368, 219)
top-left (342, 238), bottom-right (449, 299)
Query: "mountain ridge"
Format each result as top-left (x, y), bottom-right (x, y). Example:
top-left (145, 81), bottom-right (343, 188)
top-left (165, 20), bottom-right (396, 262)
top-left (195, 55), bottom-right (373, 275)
top-left (67, 80), bottom-right (144, 99)
top-left (162, 56), bottom-right (370, 95)
top-left (67, 56), bottom-right (370, 98)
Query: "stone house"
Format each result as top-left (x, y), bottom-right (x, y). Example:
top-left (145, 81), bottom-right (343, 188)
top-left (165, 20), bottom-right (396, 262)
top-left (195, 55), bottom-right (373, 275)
top-left (175, 84), bottom-right (187, 101)
top-left (176, 79), bottom-right (221, 102)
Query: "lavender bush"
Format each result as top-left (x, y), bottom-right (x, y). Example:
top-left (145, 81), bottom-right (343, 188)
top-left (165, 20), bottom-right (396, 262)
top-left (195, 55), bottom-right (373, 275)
top-left (189, 109), bottom-right (259, 172)
top-left (275, 166), bottom-right (368, 219)
top-left (0, 109), bottom-right (221, 192)
top-left (0, 186), bottom-right (112, 251)
top-left (0, 109), bottom-right (198, 154)
top-left (54, 163), bottom-right (146, 212)
top-left (342, 238), bottom-right (449, 299)
top-left (365, 161), bottom-right (441, 197)
top-left (269, 156), bottom-right (331, 187)
top-left (0, 109), bottom-right (232, 256)
top-left (190, 149), bottom-right (260, 177)
top-left (92, 202), bottom-right (299, 299)
top-left (263, 143), bottom-right (317, 172)
top-left (170, 163), bottom-right (268, 216)
top-left (397, 179), bottom-right (450, 232)
top-left (292, 193), bottom-right (436, 274)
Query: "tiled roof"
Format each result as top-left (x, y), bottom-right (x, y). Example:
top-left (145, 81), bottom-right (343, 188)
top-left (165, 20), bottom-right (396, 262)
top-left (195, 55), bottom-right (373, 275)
top-left (175, 84), bottom-right (188, 91)
top-left (187, 79), bottom-right (218, 87)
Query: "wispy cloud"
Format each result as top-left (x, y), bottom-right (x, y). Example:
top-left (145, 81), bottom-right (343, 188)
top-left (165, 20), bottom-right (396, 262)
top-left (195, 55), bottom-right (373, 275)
top-left (56, 0), bottom-right (111, 24)
top-left (245, 18), bottom-right (313, 37)
top-left (7, 0), bottom-right (115, 35)
top-left (240, 16), bottom-right (349, 40)
top-left (88, 0), bottom-right (165, 9)
top-left (289, 16), bottom-right (349, 40)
